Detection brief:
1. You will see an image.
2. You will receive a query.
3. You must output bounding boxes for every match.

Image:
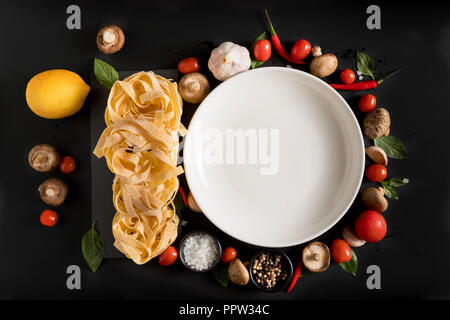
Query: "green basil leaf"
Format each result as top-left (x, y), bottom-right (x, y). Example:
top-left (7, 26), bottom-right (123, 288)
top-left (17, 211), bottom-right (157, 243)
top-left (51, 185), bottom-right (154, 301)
top-left (381, 181), bottom-right (399, 200)
top-left (356, 52), bottom-right (375, 80)
top-left (381, 178), bottom-right (409, 200)
top-left (250, 32), bottom-right (269, 69)
top-left (374, 136), bottom-right (408, 159)
top-left (82, 221), bottom-right (104, 272)
top-left (212, 264), bottom-right (229, 287)
top-left (338, 249), bottom-right (358, 276)
top-left (94, 58), bottom-right (119, 89)
top-left (387, 177), bottom-right (408, 188)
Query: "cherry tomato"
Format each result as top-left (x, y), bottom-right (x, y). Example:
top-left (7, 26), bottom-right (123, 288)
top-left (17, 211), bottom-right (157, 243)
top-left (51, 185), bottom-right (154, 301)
top-left (178, 57), bottom-right (200, 74)
top-left (365, 164), bottom-right (387, 182)
top-left (221, 246), bottom-right (237, 263)
top-left (340, 69), bottom-right (356, 84)
top-left (59, 156), bottom-right (76, 174)
top-left (290, 39), bottom-right (311, 61)
top-left (331, 239), bottom-right (352, 263)
top-left (354, 210), bottom-right (387, 243)
top-left (158, 246), bottom-right (178, 266)
top-left (358, 94), bottom-right (377, 112)
top-left (40, 209), bottom-right (58, 227)
top-left (253, 39), bottom-right (272, 62)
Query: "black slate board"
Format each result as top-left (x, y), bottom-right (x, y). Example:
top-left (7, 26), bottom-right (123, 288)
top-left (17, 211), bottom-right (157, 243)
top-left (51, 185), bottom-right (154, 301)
top-left (90, 70), bottom-right (179, 258)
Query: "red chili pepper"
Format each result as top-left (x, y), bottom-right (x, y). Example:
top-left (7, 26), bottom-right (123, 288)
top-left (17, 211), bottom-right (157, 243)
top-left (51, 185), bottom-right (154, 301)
top-left (265, 9), bottom-right (305, 65)
top-left (287, 261), bottom-right (302, 293)
top-left (178, 185), bottom-right (189, 207)
top-left (330, 69), bottom-right (401, 91)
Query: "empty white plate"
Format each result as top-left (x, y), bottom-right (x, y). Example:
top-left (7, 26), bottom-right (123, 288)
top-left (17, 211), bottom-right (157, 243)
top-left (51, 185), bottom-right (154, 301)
top-left (183, 67), bottom-right (364, 247)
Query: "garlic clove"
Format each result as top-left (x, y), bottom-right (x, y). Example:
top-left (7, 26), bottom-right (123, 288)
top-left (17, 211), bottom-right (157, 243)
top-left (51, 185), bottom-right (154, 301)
top-left (343, 226), bottom-right (366, 247)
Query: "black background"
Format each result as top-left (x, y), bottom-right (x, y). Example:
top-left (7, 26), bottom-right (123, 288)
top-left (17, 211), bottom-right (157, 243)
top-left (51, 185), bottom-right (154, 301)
top-left (0, 0), bottom-right (449, 300)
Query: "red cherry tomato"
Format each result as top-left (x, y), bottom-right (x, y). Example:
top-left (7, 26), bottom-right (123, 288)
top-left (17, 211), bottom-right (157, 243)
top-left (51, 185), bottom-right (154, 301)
top-left (358, 94), bottom-right (377, 112)
top-left (158, 246), bottom-right (178, 266)
top-left (355, 210), bottom-right (387, 243)
top-left (221, 246), bottom-right (237, 263)
top-left (365, 164), bottom-right (387, 182)
top-left (340, 69), bottom-right (356, 84)
top-left (254, 39), bottom-right (272, 62)
top-left (40, 209), bottom-right (58, 227)
top-left (290, 39), bottom-right (311, 61)
top-left (331, 239), bottom-right (352, 263)
top-left (59, 156), bottom-right (76, 174)
top-left (178, 57), bottom-right (200, 74)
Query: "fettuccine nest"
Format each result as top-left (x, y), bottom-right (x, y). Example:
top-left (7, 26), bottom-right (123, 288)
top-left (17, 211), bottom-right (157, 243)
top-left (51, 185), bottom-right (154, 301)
top-left (94, 71), bottom-right (185, 264)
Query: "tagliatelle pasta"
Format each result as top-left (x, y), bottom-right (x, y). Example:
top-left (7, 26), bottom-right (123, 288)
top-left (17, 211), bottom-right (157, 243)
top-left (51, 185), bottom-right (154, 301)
top-left (93, 71), bottom-right (184, 265)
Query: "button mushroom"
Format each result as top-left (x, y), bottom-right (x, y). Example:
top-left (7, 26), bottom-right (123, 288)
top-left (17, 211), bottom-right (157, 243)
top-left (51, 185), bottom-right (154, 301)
top-left (228, 259), bottom-right (249, 286)
top-left (208, 41), bottom-right (251, 81)
top-left (365, 146), bottom-right (388, 166)
top-left (363, 108), bottom-right (391, 139)
top-left (96, 25), bottom-right (125, 54)
top-left (179, 73), bottom-right (210, 104)
top-left (361, 187), bottom-right (388, 212)
top-left (28, 144), bottom-right (60, 172)
top-left (309, 51), bottom-right (338, 78)
top-left (342, 226), bottom-right (366, 247)
top-left (39, 178), bottom-right (68, 206)
top-left (187, 192), bottom-right (202, 212)
top-left (302, 241), bottom-right (330, 272)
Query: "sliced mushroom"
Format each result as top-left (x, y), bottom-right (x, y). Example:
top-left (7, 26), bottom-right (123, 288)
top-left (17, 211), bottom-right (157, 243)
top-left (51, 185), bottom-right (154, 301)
top-left (96, 25), bottom-right (125, 54)
top-left (179, 72), bottom-right (210, 104)
top-left (187, 192), bottom-right (202, 212)
top-left (28, 144), bottom-right (60, 172)
top-left (39, 178), bottom-right (68, 206)
top-left (342, 226), bottom-right (366, 247)
top-left (361, 187), bottom-right (388, 212)
top-left (302, 241), bottom-right (330, 272)
top-left (363, 108), bottom-right (391, 139)
top-left (365, 146), bottom-right (388, 166)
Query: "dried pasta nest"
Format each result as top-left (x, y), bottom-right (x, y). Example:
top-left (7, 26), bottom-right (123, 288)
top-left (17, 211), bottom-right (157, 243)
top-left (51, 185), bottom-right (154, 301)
top-left (93, 71), bottom-right (185, 265)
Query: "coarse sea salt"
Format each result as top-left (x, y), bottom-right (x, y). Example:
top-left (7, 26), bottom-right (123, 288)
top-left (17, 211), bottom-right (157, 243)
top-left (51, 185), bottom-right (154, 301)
top-left (182, 233), bottom-right (219, 271)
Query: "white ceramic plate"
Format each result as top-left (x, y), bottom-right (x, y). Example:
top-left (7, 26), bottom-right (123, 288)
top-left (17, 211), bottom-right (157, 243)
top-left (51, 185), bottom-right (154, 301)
top-left (184, 67), bottom-right (364, 247)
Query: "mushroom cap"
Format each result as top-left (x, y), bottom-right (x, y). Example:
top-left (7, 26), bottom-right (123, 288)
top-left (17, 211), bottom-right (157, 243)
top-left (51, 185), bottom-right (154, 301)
top-left (309, 53), bottom-right (338, 78)
top-left (179, 72), bottom-right (210, 104)
top-left (365, 146), bottom-right (388, 166)
top-left (342, 226), bottom-right (366, 247)
top-left (361, 187), bottom-right (388, 212)
top-left (96, 25), bottom-right (125, 54)
top-left (28, 144), bottom-right (60, 172)
top-left (302, 241), bottom-right (330, 272)
top-left (363, 108), bottom-right (391, 139)
top-left (39, 178), bottom-right (68, 206)
top-left (228, 258), bottom-right (249, 286)
top-left (187, 192), bottom-right (202, 212)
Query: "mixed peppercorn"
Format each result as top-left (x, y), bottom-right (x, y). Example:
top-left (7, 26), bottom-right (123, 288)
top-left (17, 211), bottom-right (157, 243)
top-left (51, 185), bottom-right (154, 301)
top-left (252, 252), bottom-right (288, 290)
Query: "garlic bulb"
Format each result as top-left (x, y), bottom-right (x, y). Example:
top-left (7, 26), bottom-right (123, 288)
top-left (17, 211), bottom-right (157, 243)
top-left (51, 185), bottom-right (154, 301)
top-left (208, 41), bottom-right (251, 81)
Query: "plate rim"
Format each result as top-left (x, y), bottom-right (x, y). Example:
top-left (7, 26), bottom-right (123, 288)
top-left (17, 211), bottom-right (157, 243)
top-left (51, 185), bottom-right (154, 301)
top-left (183, 67), bottom-right (365, 247)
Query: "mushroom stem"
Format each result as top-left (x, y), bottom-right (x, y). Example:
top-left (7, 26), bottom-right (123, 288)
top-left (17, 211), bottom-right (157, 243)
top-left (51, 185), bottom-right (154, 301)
top-left (189, 81), bottom-right (200, 93)
top-left (102, 30), bottom-right (117, 44)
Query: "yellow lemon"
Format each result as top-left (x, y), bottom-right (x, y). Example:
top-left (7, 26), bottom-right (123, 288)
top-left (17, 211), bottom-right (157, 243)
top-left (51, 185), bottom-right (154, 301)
top-left (26, 69), bottom-right (90, 119)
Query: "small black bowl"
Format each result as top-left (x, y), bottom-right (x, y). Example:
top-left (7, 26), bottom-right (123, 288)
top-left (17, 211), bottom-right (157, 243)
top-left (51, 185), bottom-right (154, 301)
top-left (179, 230), bottom-right (222, 272)
top-left (249, 249), bottom-right (293, 292)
